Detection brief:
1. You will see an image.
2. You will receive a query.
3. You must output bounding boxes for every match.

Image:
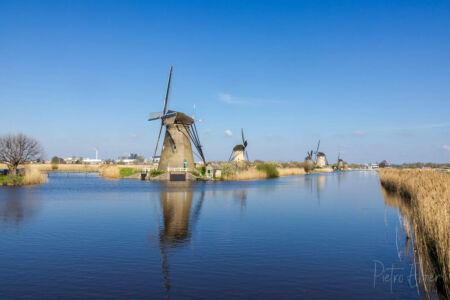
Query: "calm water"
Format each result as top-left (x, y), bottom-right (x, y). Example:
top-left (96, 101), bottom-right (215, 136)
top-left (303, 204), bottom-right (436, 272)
top-left (0, 172), bottom-right (430, 299)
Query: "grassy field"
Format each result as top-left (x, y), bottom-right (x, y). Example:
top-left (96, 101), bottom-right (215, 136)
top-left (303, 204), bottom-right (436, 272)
top-left (378, 169), bottom-right (449, 296)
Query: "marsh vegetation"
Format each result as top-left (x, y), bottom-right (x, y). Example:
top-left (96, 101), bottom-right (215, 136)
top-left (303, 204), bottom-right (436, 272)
top-left (378, 169), bottom-right (450, 297)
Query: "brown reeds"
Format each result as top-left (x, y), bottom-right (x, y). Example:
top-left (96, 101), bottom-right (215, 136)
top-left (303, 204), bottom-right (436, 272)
top-left (98, 165), bottom-right (120, 179)
top-left (378, 169), bottom-right (450, 296)
top-left (22, 166), bottom-right (48, 185)
top-left (277, 168), bottom-right (306, 177)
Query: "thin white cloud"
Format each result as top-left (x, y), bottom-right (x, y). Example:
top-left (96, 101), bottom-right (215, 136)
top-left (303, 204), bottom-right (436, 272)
top-left (352, 130), bottom-right (365, 136)
top-left (443, 145), bottom-right (450, 151)
top-left (225, 130), bottom-right (233, 136)
top-left (218, 93), bottom-right (249, 105)
top-left (129, 133), bottom-right (137, 138)
top-left (203, 128), bottom-right (212, 135)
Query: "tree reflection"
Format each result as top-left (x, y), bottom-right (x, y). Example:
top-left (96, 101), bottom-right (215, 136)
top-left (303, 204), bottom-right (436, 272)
top-left (0, 188), bottom-right (38, 227)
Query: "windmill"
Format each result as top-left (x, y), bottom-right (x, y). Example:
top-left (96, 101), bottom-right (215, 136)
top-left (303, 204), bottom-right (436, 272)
top-left (148, 67), bottom-right (206, 171)
top-left (336, 152), bottom-right (345, 171)
top-left (313, 140), bottom-right (327, 168)
top-left (229, 128), bottom-right (249, 162)
top-left (305, 149), bottom-right (314, 164)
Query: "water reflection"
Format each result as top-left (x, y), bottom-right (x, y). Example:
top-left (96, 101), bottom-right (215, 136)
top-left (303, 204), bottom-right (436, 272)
top-left (0, 188), bottom-right (39, 227)
top-left (233, 189), bottom-right (247, 214)
top-left (150, 182), bottom-right (205, 298)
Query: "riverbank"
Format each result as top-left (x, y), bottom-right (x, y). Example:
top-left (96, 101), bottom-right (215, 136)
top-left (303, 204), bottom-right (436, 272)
top-left (0, 166), bottom-right (48, 186)
top-left (378, 169), bottom-right (449, 296)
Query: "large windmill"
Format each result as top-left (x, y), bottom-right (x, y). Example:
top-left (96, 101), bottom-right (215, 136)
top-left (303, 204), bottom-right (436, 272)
top-left (148, 67), bottom-right (206, 171)
top-left (313, 140), bottom-right (327, 168)
top-left (229, 128), bottom-right (249, 162)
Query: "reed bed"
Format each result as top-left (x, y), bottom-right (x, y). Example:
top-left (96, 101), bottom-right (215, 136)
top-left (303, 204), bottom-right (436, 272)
top-left (223, 167), bottom-right (268, 181)
top-left (22, 166), bottom-right (48, 185)
top-left (98, 165), bottom-right (120, 179)
top-left (277, 167), bottom-right (306, 177)
top-left (378, 169), bottom-right (450, 295)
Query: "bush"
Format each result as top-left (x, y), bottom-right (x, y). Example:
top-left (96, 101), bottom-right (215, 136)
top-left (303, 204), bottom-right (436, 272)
top-left (51, 163), bottom-right (58, 170)
top-left (256, 163), bottom-right (279, 178)
top-left (220, 162), bottom-right (237, 178)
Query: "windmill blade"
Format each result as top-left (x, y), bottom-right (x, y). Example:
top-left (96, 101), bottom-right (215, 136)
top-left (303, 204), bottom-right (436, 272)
top-left (162, 66), bottom-right (173, 115)
top-left (245, 150), bottom-right (249, 161)
top-left (148, 112), bottom-right (163, 121)
top-left (152, 123), bottom-right (164, 160)
top-left (315, 140), bottom-right (320, 154)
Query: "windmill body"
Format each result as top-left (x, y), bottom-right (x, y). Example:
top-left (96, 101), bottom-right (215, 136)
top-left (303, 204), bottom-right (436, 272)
top-left (231, 145), bottom-right (246, 162)
top-left (229, 129), bottom-right (249, 162)
top-left (158, 111), bottom-right (195, 171)
top-left (337, 159), bottom-right (345, 170)
top-left (316, 152), bottom-right (327, 167)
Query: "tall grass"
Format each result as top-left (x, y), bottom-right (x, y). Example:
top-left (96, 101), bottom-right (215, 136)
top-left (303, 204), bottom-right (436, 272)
top-left (98, 165), bottom-right (120, 178)
top-left (256, 163), bottom-right (279, 178)
top-left (223, 167), bottom-right (268, 181)
top-left (277, 168), bottom-right (306, 177)
top-left (22, 166), bottom-right (48, 185)
top-left (378, 169), bottom-right (450, 296)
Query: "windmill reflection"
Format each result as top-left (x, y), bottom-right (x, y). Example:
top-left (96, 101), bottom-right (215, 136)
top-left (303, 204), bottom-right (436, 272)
top-left (151, 182), bottom-right (205, 299)
top-left (233, 189), bottom-right (247, 214)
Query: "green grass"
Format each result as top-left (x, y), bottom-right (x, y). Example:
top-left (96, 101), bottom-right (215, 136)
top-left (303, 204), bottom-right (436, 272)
top-left (119, 168), bottom-right (140, 177)
top-left (150, 170), bottom-right (166, 178)
top-left (256, 163), bottom-right (279, 178)
top-left (0, 175), bottom-right (24, 186)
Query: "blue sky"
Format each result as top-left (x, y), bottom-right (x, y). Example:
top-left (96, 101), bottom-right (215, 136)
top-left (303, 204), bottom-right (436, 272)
top-left (1, 0), bottom-right (449, 163)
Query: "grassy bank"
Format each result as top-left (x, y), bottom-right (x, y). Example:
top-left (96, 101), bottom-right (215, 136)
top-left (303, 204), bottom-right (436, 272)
top-left (378, 169), bottom-right (449, 296)
top-left (98, 165), bottom-right (144, 179)
top-left (0, 166), bottom-right (48, 186)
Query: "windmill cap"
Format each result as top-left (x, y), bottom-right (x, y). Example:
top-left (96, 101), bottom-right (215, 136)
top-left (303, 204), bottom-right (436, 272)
top-left (166, 110), bottom-right (194, 125)
top-left (233, 144), bottom-right (245, 151)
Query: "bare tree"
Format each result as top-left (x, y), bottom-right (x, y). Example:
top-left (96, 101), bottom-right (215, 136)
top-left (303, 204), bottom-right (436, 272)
top-left (0, 133), bottom-right (43, 176)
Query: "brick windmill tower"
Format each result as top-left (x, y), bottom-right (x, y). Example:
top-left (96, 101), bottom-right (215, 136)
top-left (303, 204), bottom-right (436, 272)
top-left (148, 67), bottom-right (206, 172)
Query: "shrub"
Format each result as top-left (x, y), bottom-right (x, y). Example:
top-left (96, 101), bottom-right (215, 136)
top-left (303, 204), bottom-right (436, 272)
top-left (256, 163), bottom-right (279, 178)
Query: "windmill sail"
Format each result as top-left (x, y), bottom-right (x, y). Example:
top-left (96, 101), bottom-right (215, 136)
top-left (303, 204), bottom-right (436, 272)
top-left (152, 66), bottom-right (174, 161)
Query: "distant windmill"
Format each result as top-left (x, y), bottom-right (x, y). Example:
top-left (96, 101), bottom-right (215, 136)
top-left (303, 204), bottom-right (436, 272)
top-left (314, 140), bottom-right (327, 168)
top-left (336, 152), bottom-right (345, 171)
top-left (305, 149), bottom-right (314, 165)
top-left (94, 148), bottom-right (99, 160)
top-left (148, 67), bottom-right (206, 171)
top-left (229, 128), bottom-right (249, 162)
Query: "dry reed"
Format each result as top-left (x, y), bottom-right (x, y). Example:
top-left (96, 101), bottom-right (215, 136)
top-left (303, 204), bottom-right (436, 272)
top-left (378, 169), bottom-right (450, 295)
top-left (223, 168), bottom-right (268, 181)
top-left (98, 165), bottom-right (120, 178)
top-left (22, 166), bottom-right (48, 185)
top-left (277, 168), bottom-right (306, 177)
